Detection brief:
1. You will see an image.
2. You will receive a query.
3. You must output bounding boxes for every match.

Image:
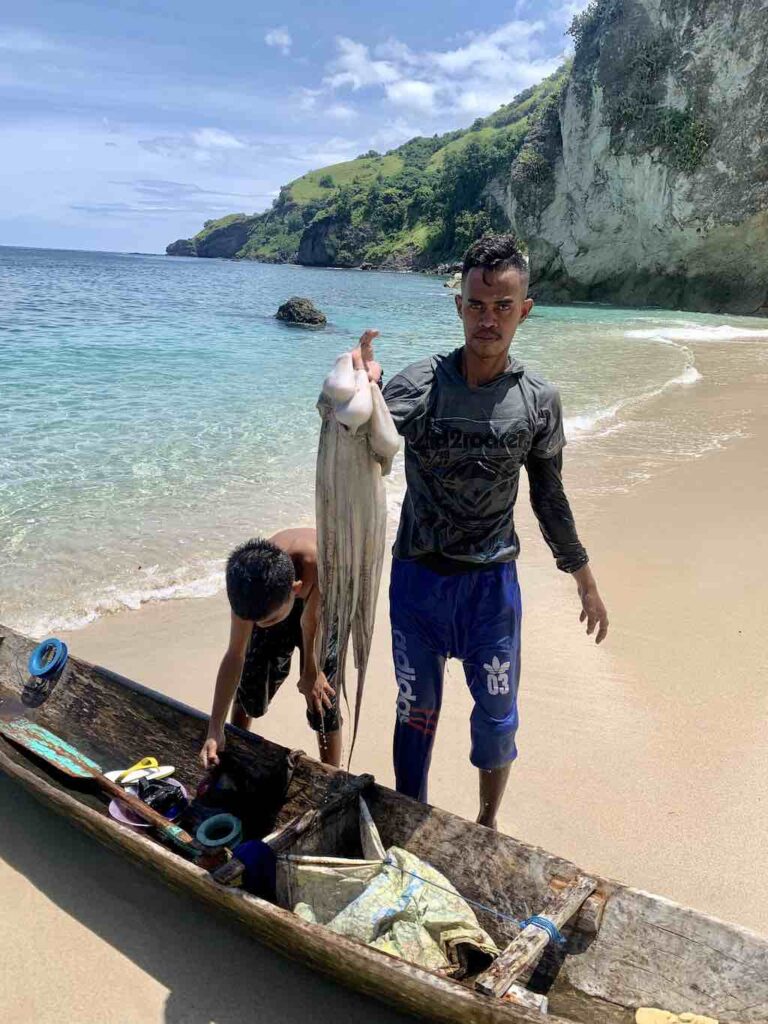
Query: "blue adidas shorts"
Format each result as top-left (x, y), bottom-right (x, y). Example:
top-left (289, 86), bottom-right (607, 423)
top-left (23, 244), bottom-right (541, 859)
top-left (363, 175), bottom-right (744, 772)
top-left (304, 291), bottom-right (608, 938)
top-left (390, 557), bottom-right (522, 803)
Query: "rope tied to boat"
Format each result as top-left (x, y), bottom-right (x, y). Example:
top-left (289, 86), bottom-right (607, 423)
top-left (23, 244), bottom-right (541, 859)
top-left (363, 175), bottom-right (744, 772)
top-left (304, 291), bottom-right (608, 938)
top-left (520, 915), bottom-right (566, 948)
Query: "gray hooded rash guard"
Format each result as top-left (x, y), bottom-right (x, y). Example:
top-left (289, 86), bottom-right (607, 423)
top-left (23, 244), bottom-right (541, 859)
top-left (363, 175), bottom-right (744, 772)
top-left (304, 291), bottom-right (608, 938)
top-left (382, 348), bottom-right (588, 573)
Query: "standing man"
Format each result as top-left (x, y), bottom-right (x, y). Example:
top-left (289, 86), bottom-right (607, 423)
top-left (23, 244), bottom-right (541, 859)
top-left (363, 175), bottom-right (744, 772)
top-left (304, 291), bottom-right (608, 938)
top-left (357, 234), bottom-right (608, 828)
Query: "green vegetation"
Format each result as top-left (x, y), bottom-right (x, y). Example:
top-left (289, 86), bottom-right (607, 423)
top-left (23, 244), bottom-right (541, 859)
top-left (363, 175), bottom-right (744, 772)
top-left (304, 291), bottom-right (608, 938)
top-left (568, 5), bottom-right (711, 175)
top-left (644, 109), bottom-right (712, 173)
top-left (195, 213), bottom-right (248, 241)
top-left (567, 0), bottom-right (613, 51)
top-left (289, 154), bottom-right (403, 203)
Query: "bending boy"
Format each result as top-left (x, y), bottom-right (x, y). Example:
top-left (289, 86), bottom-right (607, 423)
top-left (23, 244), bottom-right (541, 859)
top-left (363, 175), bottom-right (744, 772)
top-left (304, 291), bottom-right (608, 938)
top-left (200, 529), bottom-right (341, 768)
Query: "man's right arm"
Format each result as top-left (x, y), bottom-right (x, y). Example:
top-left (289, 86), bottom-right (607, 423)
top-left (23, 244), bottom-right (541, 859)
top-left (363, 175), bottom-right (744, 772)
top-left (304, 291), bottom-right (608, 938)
top-left (200, 614), bottom-right (252, 768)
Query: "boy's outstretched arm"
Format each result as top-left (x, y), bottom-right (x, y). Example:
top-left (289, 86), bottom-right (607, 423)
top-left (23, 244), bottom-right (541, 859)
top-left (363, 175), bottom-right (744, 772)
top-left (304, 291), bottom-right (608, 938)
top-left (199, 614), bottom-right (252, 768)
top-left (297, 586), bottom-right (335, 717)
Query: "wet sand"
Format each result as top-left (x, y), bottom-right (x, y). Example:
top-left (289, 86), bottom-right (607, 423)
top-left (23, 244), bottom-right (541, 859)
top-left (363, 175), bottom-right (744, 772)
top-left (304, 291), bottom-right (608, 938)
top-left (2, 371), bottom-right (767, 1020)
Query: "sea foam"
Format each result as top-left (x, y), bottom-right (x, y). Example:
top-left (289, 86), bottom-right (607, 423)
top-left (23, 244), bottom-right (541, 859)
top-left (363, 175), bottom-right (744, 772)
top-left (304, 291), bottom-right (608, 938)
top-left (626, 325), bottom-right (768, 343)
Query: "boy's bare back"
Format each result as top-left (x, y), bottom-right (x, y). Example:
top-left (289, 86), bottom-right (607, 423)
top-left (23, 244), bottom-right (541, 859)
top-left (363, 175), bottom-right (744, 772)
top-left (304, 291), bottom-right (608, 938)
top-left (268, 527), bottom-right (317, 598)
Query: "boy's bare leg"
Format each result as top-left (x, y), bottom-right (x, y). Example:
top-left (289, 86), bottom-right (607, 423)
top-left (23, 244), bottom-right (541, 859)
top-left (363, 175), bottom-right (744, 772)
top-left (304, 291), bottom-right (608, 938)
top-left (477, 764), bottom-right (511, 829)
top-left (231, 702), bottom-right (252, 731)
top-left (316, 728), bottom-right (342, 767)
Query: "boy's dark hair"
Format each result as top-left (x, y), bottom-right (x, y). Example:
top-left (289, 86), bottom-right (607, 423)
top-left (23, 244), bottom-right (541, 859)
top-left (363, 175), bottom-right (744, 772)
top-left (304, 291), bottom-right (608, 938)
top-left (461, 233), bottom-right (529, 284)
top-left (225, 538), bottom-right (295, 621)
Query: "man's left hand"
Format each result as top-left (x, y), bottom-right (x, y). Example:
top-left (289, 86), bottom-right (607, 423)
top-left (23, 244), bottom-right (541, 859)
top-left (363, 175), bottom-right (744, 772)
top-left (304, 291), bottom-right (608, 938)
top-left (572, 564), bottom-right (609, 644)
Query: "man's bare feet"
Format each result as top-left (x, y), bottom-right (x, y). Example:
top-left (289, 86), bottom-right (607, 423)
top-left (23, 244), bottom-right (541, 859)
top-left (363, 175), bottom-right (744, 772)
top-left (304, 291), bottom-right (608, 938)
top-left (476, 812), bottom-right (498, 830)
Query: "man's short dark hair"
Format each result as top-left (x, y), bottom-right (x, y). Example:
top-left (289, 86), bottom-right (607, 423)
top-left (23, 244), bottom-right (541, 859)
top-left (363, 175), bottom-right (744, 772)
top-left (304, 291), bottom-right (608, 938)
top-left (225, 538), bottom-right (295, 621)
top-left (461, 233), bottom-right (529, 284)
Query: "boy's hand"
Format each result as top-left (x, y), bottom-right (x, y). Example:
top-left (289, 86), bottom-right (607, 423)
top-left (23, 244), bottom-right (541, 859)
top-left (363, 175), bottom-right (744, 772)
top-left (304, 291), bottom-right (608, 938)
top-left (351, 329), bottom-right (382, 384)
top-left (297, 671), bottom-right (335, 716)
top-left (200, 727), bottom-right (225, 769)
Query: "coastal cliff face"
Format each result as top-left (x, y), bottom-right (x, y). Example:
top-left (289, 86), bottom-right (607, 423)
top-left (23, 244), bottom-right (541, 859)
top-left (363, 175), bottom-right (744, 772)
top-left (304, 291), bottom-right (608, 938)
top-left (297, 216), bottom-right (376, 267)
top-left (494, 0), bottom-right (768, 313)
top-left (167, 215), bottom-right (252, 259)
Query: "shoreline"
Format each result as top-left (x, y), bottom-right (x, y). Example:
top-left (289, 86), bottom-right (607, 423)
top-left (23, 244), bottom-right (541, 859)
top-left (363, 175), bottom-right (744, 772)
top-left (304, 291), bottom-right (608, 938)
top-left (14, 335), bottom-right (761, 640)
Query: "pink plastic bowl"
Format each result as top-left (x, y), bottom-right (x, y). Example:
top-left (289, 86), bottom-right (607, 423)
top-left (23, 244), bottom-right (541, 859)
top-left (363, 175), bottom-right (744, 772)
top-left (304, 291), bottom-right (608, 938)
top-left (108, 779), bottom-right (188, 829)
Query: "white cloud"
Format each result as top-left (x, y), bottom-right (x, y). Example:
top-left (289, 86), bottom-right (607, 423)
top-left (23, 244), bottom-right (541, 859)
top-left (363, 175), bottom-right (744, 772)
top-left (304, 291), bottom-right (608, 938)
top-left (320, 19), bottom-right (566, 124)
top-left (324, 37), bottom-right (399, 90)
top-left (374, 38), bottom-right (419, 65)
top-left (264, 27), bottom-right (292, 56)
top-left (191, 127), bottom-right (246, 150)
top-left (368, 118), bottom-right (424, 152)
top-left (429, 21), bottom-right (545, 74)
top-left (385, 80), bottom-right (436, 114)
top-left (285, 135), bottom-right (360, 167)
top-left (552, 0), bottom-right (593, 27)
top-left (326, 103), bottom-right (357, 121)
top-left (298, 87), bottom-right (322, 111)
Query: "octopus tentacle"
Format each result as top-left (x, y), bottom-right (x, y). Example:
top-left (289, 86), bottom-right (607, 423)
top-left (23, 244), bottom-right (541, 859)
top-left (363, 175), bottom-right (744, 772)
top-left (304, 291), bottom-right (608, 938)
top-left (314, 364), bottom-right (399, 762)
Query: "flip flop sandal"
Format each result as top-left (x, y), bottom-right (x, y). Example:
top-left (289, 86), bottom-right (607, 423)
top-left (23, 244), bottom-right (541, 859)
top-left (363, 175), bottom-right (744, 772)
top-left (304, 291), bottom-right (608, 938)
top-left (121, 764), bottom-right (175, 785)
top-left (104, 756), bottom-right (159, 784)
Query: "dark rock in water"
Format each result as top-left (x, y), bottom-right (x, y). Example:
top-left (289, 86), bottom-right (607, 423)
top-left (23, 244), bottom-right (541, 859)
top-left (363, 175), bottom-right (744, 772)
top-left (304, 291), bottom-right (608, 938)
top-left (359, 262), bottom-right (373, 271)
top-left (275, 296), bottom-right (327, 327)
top-left (166, 238), bottom-right (198, 256)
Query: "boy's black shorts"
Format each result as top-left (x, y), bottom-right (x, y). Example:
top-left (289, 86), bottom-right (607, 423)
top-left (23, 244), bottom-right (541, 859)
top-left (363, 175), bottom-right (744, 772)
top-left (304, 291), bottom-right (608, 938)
top-left (235, 599), bottom-right (340, 733)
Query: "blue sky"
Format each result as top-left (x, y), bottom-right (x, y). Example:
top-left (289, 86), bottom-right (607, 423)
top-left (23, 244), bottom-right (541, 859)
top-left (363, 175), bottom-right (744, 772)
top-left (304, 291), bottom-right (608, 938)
top-left (1, 1), bottom-right (588, 252)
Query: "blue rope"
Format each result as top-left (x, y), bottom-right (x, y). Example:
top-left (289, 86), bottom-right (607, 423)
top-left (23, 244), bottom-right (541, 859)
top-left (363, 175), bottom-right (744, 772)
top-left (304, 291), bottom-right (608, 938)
top-left (28, 638), bottom-right (68, 679)
top-left (385, 858), bottom-right (523, 930)
top-left (520, 915), bottom-right (566, 948)
top-left (385, 859), bottom-right (568, 948)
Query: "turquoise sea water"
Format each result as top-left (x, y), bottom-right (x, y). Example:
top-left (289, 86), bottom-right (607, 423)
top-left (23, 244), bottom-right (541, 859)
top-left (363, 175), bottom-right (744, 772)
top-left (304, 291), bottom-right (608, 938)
top-left (2, 245), bottom-right (768, 635)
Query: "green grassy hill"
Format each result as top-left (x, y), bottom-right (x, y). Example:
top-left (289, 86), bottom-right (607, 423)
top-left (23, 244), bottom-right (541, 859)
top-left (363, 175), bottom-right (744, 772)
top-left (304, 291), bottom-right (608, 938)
top-left (166, 65), bottom-right (570, 268)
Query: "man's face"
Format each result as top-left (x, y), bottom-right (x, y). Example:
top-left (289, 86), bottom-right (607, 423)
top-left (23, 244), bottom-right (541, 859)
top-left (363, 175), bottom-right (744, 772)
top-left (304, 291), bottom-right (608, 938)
top-left (455, 267), bottom-right (533, 361)
top-left (255, 592), bottom-right (296, 629)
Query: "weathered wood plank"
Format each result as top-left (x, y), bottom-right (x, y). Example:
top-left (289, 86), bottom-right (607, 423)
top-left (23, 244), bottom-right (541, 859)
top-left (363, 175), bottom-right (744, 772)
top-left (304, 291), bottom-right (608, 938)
top-left (562, 886), bottom-right (768, 1023)
top-left (475, 875), bottom-right (597, 998)
top-left (549, 876), bottom-right (607, 935)
top-left (265, 773), bottom-right (374, 855)
top-left (504, 984), bottom-right (548, 1014)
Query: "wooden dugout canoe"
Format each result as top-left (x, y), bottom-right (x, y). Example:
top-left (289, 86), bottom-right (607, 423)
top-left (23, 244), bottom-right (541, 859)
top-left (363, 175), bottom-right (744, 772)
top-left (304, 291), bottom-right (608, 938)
top-left (0, 622), bottom-right (766, 1024)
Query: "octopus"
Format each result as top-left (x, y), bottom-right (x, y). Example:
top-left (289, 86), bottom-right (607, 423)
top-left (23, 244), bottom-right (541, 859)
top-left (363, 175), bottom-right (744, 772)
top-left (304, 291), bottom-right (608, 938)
top-left (315, 348), bottom-right (399, 760)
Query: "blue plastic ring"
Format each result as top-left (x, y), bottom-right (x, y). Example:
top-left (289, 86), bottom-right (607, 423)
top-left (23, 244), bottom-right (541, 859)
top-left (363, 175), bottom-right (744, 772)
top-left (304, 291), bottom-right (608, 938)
top-left (196, 813), bottom-right (243, 849)
top-left (28, 638), bottom-right (69, 679)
